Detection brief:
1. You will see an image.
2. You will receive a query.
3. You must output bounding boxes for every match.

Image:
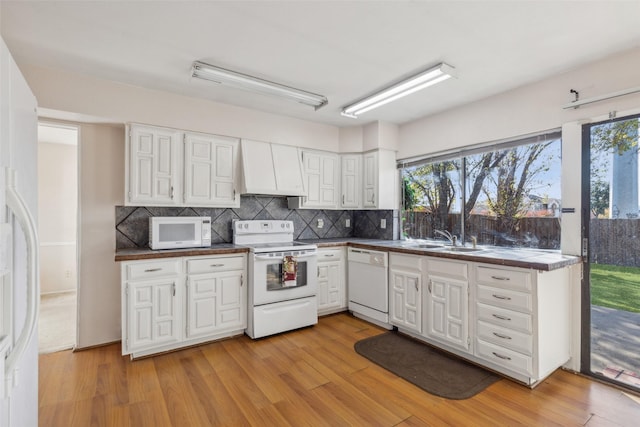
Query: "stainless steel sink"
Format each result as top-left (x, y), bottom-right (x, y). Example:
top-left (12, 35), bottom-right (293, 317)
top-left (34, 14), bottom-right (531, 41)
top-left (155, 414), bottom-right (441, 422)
top-left (409, 243), bottom-right (444, 249)
top-left (442, 246), bottom-right (485, 253)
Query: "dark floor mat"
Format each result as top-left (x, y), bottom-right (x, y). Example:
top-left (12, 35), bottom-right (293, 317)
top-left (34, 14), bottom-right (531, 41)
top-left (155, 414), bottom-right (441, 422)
top-left (354, 332), bottom-right (501, 399)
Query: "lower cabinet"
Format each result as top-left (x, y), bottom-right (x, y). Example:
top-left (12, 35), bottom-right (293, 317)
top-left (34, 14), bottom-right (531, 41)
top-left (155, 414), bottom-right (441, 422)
top-left (424, 258), bottom-right (470, 352)
top-left (472, 263), bottom-right (570, 384)
top-left (317, 247), bottom-right (347, 315)
top-left (121, 254), bottom-right (246, 358)
top-left (388, 254), bottom-right (571, 386)
top-left (389, 253), bottom-right (422, 334)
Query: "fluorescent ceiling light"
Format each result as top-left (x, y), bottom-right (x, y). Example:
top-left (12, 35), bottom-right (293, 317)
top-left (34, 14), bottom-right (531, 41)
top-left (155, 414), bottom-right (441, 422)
top-left (341, 63), bottom-right (455, 118)
top-left (192, 61), bottom-right (328, 110)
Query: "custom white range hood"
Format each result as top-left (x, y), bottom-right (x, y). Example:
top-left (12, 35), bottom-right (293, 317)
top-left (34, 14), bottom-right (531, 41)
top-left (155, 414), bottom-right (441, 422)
top-left (239, 139), bottom-right (306, 197)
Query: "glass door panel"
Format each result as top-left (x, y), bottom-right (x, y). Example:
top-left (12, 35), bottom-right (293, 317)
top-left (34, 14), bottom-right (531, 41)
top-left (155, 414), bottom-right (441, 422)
top-left (583, 115), bottom-right (640, 391)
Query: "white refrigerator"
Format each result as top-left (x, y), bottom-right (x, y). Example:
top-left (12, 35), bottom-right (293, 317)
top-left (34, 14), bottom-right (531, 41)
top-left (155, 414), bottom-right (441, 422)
top-left (0, 36), bottom-right (39, 427)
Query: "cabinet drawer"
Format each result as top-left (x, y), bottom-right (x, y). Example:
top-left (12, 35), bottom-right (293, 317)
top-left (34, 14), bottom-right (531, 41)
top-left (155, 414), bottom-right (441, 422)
top-left (477, 320), bottom-right (532, 355)
top-left (126, 259), bottom-right (182, 280)
top-left (476, 339), bottom-right (533, 376)
top-left (318, 248), bottom-right (344, 262)
top-left (476, 265), bottom-right (531, 291)
top-left (390, 253), bottom-right (422, 272)
top-left (187, 256), bottom-right (244, 274)
top-left (476, 302), bottom-right (532, 334)
top-left (425, 258), bottom-right (467, 281)
top-left (477, 285), bottom-right (532, 313)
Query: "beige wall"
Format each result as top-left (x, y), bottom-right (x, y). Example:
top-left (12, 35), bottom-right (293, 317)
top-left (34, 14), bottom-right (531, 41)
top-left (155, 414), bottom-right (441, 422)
top-left (18, 63), bottom-right (340, 152)
top-left (76, 123), bottom-right (124, 348)
top-left (38, 141), bottom-right (77, 294)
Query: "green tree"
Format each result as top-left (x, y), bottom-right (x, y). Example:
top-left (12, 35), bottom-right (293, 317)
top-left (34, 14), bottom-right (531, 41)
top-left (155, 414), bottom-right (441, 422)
top-left (483, 142), bottom-right (553, 236)
top-left (590, 180), bottom-right (609, 218)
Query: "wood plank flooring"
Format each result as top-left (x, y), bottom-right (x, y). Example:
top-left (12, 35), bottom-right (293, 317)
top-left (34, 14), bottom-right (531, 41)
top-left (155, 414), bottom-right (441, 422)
top-left (39, 313), bottom-right (640, 426)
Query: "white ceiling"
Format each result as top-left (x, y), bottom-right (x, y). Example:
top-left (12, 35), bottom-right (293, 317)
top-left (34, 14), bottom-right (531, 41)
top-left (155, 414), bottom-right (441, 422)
top-left (2, 1), bottom-right (640, 127)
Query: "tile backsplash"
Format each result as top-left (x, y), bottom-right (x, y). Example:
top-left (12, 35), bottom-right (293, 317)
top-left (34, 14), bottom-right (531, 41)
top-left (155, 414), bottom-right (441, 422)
top-left (116, 195), bottom-right (398, 249)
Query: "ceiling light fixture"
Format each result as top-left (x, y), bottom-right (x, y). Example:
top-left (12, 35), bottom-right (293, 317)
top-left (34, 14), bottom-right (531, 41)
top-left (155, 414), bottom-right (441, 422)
top-left (341, 62), bottom-right (456, 118)
top-left (191, 61), bottom-right (328, 110)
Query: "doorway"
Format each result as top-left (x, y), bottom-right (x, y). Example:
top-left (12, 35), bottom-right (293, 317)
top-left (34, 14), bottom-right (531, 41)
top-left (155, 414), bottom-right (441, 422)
top-left (37, 122), bottom-right (79, 353)
top-left (582, 114), bottom-right (640, 391)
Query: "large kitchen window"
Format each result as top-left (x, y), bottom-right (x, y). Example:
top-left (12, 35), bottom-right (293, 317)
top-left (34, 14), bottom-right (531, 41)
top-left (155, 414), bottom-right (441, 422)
top-left (400, 130), bottom-right (562, 249)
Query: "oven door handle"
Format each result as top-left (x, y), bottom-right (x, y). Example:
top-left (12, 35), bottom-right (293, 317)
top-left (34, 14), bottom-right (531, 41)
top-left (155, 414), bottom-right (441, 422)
top-left (253, 252), bottom-right (317, 261)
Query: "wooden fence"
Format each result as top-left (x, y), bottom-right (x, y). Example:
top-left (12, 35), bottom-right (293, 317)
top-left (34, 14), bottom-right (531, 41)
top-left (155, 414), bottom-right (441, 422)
top-left (589, 219), bottom-right (640, 267)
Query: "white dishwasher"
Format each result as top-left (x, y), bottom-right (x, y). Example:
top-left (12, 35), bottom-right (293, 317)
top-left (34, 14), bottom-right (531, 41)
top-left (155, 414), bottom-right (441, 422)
top-left (347, 248), bottom-right (392, 329)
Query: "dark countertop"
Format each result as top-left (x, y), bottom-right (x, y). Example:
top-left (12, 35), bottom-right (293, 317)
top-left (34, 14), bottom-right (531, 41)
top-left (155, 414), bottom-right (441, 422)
top-left (115, 244), bottom-right (248, 261)
top-left (116, 238), bottom-right (581, 271)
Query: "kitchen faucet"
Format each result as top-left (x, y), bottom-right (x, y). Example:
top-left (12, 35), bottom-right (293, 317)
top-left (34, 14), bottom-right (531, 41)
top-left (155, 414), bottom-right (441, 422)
top-left (434, 229), bottom-right (457, 246)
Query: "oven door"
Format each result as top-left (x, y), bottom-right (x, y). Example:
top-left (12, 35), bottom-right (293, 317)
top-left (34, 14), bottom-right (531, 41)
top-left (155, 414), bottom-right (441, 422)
top-left (251, 251), bottom-right (318, 306)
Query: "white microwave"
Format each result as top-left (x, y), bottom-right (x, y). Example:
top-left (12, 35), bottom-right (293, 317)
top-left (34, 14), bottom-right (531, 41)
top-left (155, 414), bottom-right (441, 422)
top-left (149, 216), bottom-right (211, 250)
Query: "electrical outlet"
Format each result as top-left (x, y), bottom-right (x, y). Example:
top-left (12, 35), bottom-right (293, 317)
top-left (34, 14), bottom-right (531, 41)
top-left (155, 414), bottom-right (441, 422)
top-left (317, 218), bottom-right (324, 229)
top-left (380, 218), bottom-right (387, 229)
top-left (345, 218), bottom-right (351, 227)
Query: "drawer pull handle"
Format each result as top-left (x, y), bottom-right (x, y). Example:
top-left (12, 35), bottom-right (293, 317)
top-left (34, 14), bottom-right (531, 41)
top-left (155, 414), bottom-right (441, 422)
top-left (493, 332), bottom-right (512, 340)
top-left (492, 314), bottom-right (512, 321)
top-left (492, 294), bottom-right (511, 301)
top-left (491, 275), bottom-right (510, 281)
top-left (210, 263), bottom-right (225, 267)
top-left (144, 268), bottom-right (162, 273)
top-left (492, 352), bottom-right (511, 360)
top-left (324, 254), bottom-right (335, 258)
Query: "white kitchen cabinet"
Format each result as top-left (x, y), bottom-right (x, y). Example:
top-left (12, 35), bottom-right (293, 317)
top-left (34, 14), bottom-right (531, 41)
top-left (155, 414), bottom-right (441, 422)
top-left (240, 139), bottom-right (305, 196)
top-left (473, 263), bottom-right (570, 384)
top-left (121, 258), bottom-right (183, 356)
top-left (121, 254), bottom-right (247, 358)
top-left (389, 253), bottom-right (422, 334)
top-left (424, 258), bottom-right (470, 352)
top-left (184, 132), bottom-right (240, 207)
top-left (126, 123), bottom-right (242, 207)
top-left (317, 247), bottom-right (347, 315)
top-left (362, 149), bottom-right (397, 209)
top-left (340, 154), bottom-right (362, 209)
top-left (302, 150), bottom-right (339, 208)
top-left (185, 255), bottom-right (246, 338)
top-left (290, 150), bottom-right (339, 209)
top-left (126, 124), bottom-right (181, 206)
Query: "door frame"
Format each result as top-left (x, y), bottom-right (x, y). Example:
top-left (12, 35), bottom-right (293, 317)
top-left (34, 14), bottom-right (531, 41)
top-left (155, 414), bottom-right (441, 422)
top-left (580, 112), bottom-right (640, 388)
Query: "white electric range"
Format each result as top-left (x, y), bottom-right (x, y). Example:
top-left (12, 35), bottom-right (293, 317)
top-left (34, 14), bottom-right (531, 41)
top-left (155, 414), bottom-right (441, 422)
top-left (233, 220), bottom-right (318, 338)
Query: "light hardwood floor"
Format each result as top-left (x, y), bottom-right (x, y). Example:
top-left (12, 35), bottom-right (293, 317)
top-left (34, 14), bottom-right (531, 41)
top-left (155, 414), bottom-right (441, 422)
top-left (39, 313), bottom-right (640, 426)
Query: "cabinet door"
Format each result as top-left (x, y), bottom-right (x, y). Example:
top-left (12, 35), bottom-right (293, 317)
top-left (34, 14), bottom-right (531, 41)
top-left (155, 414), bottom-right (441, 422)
top-left (341, 154), bottom-right (361, 208)
top-left (390, 268), bottom-right (421, 333)
top-left (272, 144), bottom-right (306, 195)
top-left (302, 150), bottom-right (339, 208)
top-left (128, 125), bottom-right (180, 205)
top-left (186, 271), bottom-right (245, 338)
top-left (362, 151), bottom-right (378, 208)
top-left (317, 261), bottom-right (343, 312)
top-left (125, 278), bottom-right (181, 353)
top-left (426, 274), bottom-right (469, 351)
top-left (184, 133), bottom-right (240, 207)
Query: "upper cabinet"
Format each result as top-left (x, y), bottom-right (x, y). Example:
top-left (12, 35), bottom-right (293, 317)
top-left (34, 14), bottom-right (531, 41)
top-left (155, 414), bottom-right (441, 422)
top-left (184, 132), bottom-right (240, 207)
top-left (240, 139), bottom-right (305, 197)
top-left (290, 149), bottom-right (339, 209)
top-left (363, 149), bottom-right (397, 209)
top-left (340, 154), bottom-right (362, 209)
top-left (127, 124), bottom-right (182, 206)
top-left (125, 124), bottom-right (240, 207)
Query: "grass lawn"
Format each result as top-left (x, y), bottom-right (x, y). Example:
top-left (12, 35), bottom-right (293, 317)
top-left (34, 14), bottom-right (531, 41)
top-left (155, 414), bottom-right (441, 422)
top-left (590, 264), bottom-right (640, 313)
